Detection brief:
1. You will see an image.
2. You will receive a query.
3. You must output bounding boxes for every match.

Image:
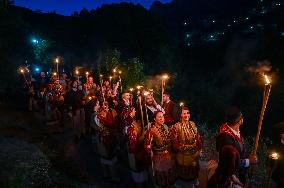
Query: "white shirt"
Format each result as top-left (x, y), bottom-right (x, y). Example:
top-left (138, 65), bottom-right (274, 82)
top-left (147, 104), bottom-right (165, 114)
top-left (227, 124), bottom-right (241, 139)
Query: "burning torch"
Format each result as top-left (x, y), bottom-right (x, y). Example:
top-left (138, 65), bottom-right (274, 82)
top-left (55, 57), bottom-right (59, 79)
top-left (267, 152), bottom-right (279, 188)
top-left (75, 69), bottom-right (80, 81)
top-left (252, 74), bottom-right (272, 156)
top-left (161, 74), bottom-right (169, 106)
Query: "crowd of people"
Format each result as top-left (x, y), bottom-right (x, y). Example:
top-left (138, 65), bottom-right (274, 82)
top-left (19, 70), bottom-right (283, 188)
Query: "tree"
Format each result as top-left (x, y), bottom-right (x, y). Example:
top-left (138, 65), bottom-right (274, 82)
top-left (0, 0), bottom-right (14, 12)
top-left (79, 8), bottom-right (89, 17)
top-left (32, 38), bottom-right (52, 64)
top-left (95, 50), bottom-right (145, 89)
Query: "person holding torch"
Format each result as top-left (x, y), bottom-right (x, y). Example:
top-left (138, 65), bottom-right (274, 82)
top-left (208, 106), bottom-right (257, 188)
top-left (122, 106), bottom-right (148, 188)
top-left (144, 111), bottom-right (176, 187)
top-left (144, 92), bottom-right (165, 123)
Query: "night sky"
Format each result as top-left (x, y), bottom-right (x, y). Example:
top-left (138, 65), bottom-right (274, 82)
top-left (14, 0), bottom-right (172, 15)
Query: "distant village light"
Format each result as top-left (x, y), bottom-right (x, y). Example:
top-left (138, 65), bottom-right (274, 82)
top-left (31, 38), bottom-right (39, 44)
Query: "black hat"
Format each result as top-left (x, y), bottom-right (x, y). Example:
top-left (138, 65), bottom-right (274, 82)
top-left (225, 106), bottom-right (242, 125)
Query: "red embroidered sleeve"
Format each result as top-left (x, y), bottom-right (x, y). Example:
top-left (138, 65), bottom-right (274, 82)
top-left (98, 112), bottom-right (114, 127)
top-left (127, 126), bottom-right (137, 153)
top-left (220, 144), bottom-right (240, 176)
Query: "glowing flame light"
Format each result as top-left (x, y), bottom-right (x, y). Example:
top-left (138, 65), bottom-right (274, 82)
top-left (55, 58), bottom-right (59, 63)
top-left (53, 72), bottom-right (57, 76)
top-left (118, 70), bottom-right (122, 74)
top-left (130, 88), bottom-right (134, 92)
top-left (144, 91), bottom-right (150, 96)
top-left (180, 102), bottom-right (184, 107)
top-left (270, 152), bottom-right (279, 160)
top-left (75, 70), bottom-right (79, 75)
top-left (137, 85), bottom-right (143, 90)
top-left (86, 71), bottom-right (89, 75)
top-left (264, 75), bottom-right (271, 85)
top-left (20, 69), bottom-right (24, 73)
top-left (162, 74), bottom-right (169, 80)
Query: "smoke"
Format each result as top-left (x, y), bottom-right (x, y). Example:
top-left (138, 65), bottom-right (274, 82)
top-left (144, 75), bottom-right (162, 94)
top-left (245, 60), bottom-right (272, 75)
top-left (214, 34), bottom-right (270, 106)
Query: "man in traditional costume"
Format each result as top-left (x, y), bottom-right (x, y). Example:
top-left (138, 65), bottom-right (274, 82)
top-left (117, 92), bottom-right (131, 112)
top-left (94, 101), bottom-right (119, 182)
top-left (162, 93), bottom-right (179, 127)
top-left (208, 106), bottom-right (257, 188)
top-left (144, 111), bottom-right (176, 187)
top-left (35, 71), bottom-right (48, 111)
top-left (84, 89), bottom-right (98, 135)
top-left (65, 80), bottom-right (85, 142)
top-left (48, 78), bottom-right (64, 131)
top-left (141, 93), bottom-right (164, 123)
top-left (170, 106), bottom-right (202, 187)
top-left (84, 76), bottom-right (97, 96)
top-left (122, 106), bottom-right (148, 188)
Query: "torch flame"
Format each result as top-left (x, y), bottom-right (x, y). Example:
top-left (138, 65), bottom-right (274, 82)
top-left (118, 70), bottom-right (122, 74)
top-left (270, 152), bottom-right (279, 160)
top-left (162, 74), bottom-right (169, 80)
top-left (113, 69), bottom-right (117, 73)
top-left (137, 85), bottom-right (143, 90)
top-left (100, 74), bottom-right (103, 77)
top-left (55, 58), bottom-right (59, 63)
top-left (144, 91), bottom-right (150, 96)
top-left (20, 69), bottom-right (24, 73)
top-left (130, 88), bottom-right (134, 92)
top-left (75, 70), bottom-right (79, 75)
top-left (264, 75), bottom-right (271, 85)
top-left (180, 102), bottom-right (184, 107)
top-left (53, 72), bottom-right (57, 76)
